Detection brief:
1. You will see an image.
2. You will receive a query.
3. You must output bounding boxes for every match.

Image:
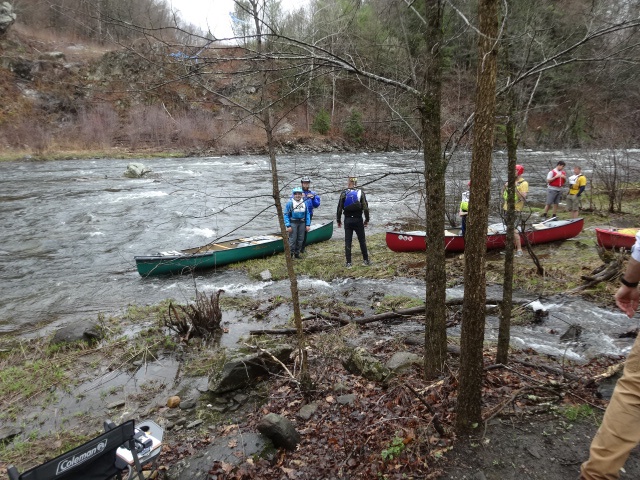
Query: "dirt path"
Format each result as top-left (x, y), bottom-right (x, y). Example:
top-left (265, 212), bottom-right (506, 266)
top-left (440, 413), bottom-right (640, 479)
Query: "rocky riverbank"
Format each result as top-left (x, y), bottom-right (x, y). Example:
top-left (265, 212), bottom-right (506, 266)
top-left (3, 206), bottom-right (640, 478)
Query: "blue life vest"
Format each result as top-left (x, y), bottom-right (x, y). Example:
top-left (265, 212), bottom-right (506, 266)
top-left (343, 189), bottom-right (362, 212)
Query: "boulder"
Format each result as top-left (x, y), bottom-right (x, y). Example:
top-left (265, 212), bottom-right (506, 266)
top-left (259, 269), bottom-right (272, 281)
top-left (124, 162), bottom-right (151, 178)
top-left (298, 402), bottom-right (318, 420)
top-left (50, 321), bottom-right (102, 346)
top-left (0, 2), bottom-right (16, 35)
top-left (0, 425), bottom-right (21, 444)
top-left (342, 347), bottom-right (390, 382)
top-left (208, 345), bottom-right (294, 393)
top-left (257, 413), bottom-right (300, 451)
top-left (560, 324), bottom-right (583, 342)
top-left (385, 351), bottom-right (422, 373)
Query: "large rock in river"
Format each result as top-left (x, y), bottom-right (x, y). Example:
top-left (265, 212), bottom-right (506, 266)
top-left (124, 162), bottom-right (151, 178)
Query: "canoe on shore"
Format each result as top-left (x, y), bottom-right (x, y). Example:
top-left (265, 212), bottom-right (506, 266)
top-left (135, 221), bottom-right (334, 276)
top-left (386, 218), bottom-right (584, 253)
top-left (595, 227), bottom-right (637, 250)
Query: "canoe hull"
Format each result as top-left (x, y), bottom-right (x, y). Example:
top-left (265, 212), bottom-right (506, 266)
top-left (386, 218), bottom-right (584, 253)
top-left (596, 228), bottom-right (637, 250)
top-left (135, 221), bottom-right (334, 276)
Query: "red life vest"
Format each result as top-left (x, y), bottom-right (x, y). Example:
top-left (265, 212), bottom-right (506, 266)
top-left (548, 169), bottom-right (566, 188)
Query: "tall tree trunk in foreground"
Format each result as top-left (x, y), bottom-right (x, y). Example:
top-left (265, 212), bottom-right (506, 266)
top-left (457, 0), bottom-right (499, 432)
top-left (422, 0), bottom-right (448, 379)
top-left (250, 0), bottom-right (309, 381)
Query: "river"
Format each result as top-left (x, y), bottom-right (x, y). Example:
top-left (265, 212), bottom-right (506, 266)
top-left (0, 150), bottom-right (637, 361)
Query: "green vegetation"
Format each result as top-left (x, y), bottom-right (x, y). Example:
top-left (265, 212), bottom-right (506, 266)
top-left (0, 430), bottom-right (94, 470)
top-left (123, 300), bottom-right (173, 322)
top-left (344, 110), bottom-right (365, 143)
top-left (232, 233), bottom-right (417, 282)
top-left (562, 404), bottom-right (598, 422)
top-left (312, 109), bottom-right (331, 135)
top-left (381, 436), bottom-right (406, 462)
top-left (186, 350), bottom-right (227, 377)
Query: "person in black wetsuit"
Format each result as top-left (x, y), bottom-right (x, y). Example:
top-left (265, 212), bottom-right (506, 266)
top-left (336, 177), bottom-right (370, 268)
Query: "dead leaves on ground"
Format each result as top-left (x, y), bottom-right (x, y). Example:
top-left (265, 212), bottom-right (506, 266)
top-left (162, 345), bottom-right (622, 479)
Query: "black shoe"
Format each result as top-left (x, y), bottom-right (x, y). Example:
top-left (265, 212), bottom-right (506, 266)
top-left (294, 254), bottom-right (301, 259)
top-left (541, 214), bottom-right (547, 219)
top-left (363, 260), bottom-right (371, 266)
top-left (300, 249), bottom-right (305, 254)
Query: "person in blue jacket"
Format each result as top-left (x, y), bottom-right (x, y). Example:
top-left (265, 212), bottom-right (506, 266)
top-left (284, 187), bottom-right (311, 259)
top-left (298, 176), bottom-right (321, 253)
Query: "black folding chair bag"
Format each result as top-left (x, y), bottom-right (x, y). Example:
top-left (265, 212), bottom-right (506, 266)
top-left (9, 420), bottom-right (135, 480)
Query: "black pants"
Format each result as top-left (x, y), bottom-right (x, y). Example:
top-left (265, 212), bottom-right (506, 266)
top-left (344, 216), bottom-right (368, 263)
top-left (301, 213), bottom-right (313, 252)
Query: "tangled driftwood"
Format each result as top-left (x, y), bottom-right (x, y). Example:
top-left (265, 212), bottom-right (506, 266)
top-left (164, 289), bottom-right (224, 341)
top-left (568, 250), bottom-right (624, 293)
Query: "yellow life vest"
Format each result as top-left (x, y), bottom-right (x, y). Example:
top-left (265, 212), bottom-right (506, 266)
top-left (503, 180), bottom-right (524, 202)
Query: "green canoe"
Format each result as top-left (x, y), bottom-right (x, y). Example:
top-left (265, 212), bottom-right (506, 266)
top-left (135, 221), bottom-right (334, 276)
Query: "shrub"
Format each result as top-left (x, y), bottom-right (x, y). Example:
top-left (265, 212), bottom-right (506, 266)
top-left (344, 110), bottom-right (364, 143)
top-left (312, 109), bottom-right (331, 135)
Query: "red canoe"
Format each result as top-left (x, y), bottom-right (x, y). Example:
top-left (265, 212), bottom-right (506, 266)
top-left (386, 218), bottom-right (585, 253)
top-left (595, 227), bottom-right (638, 250)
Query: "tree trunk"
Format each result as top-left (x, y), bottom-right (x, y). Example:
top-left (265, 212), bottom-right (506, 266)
top-left (497, 40), bottom-right (520, 364)
top-left (422, 0), bottom-right (447, 379)
top-left (457, 0), bottom-right (499, 432)
top-left (251, 0), bottom-right (308, 380)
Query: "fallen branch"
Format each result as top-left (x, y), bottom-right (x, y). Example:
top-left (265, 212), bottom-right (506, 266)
top-left (569, 259), bottom-right (623, 293)
top-left (404, 384), bottom-right (446, 436)
top-left (512, 359), bottom-right (579, 382)
top-left (251, 299), bottom-right (532, 336)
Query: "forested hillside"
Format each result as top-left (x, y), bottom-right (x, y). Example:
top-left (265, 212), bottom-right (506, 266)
top-left (0, 0), bottom-right (639, 158)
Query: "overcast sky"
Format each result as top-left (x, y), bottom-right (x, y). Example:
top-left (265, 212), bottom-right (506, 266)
top-left (170, 0), bottom-right (236, 38)
top-left (170, 0), bottom-right (301, 39)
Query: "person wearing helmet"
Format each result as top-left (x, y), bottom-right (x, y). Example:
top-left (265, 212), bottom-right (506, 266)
top-left (501, 164), bottom-right (528, 256)
top-left (296, 176), bottom-right (321, 253)
top-left (336, 177), bottom-right (370, 267)
top-left (459, 181), bottom-right (471, 236)
top-left (542, 160), bottom-right (567, 219)
top-left (284, 187), bottom-right (311, 259)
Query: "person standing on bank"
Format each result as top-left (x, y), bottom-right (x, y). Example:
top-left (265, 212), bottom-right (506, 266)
top-left (580, 231), bottom-right (640, 479)
top-left (284, 187), bottom-right (310, 259)
top-left (501, 164), bottom-right (529, 257)
top-left (567, 166), bottom-right (587, 219)
top-left (336, 177), bottom-right (370, 268)
top-left (459, 181), bottom-right (471, 236)
top-left (299, 176), bottom-right (320, 253)
top-left (542, 160), bottom-right (567, 219)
